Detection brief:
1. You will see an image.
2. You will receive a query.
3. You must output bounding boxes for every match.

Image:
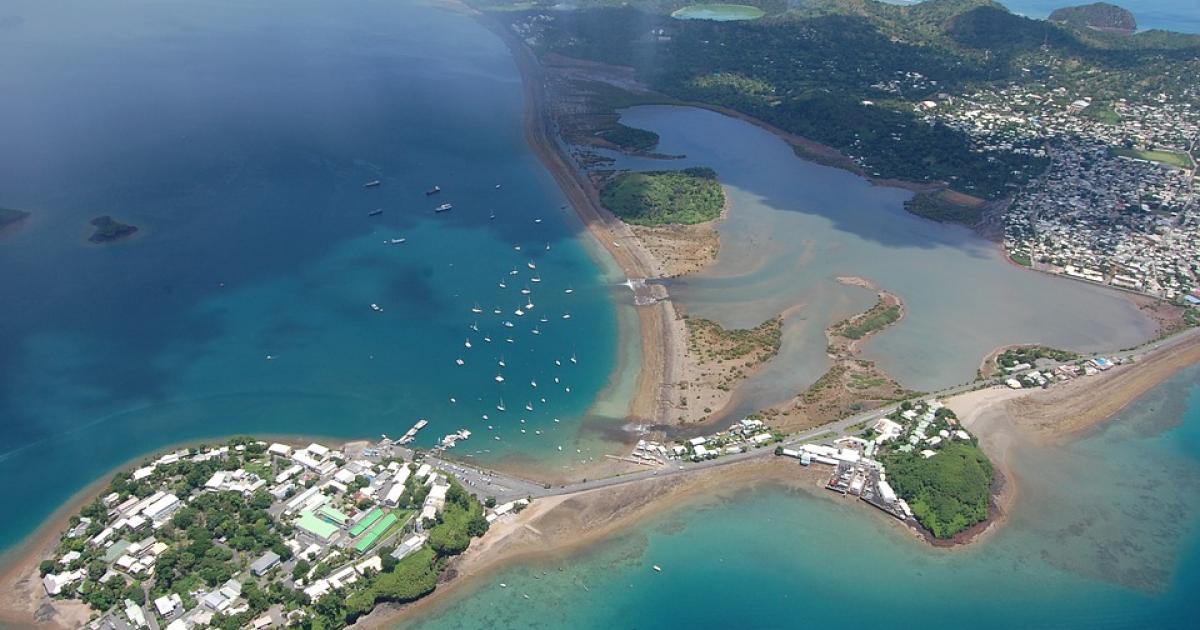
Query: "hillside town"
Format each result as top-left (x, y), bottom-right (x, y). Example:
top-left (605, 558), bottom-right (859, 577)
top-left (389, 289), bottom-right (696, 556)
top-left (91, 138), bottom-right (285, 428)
top-left (40, 434), bottom-right (521, 630)
top-left (924, 75), bottom-right (1199, 301)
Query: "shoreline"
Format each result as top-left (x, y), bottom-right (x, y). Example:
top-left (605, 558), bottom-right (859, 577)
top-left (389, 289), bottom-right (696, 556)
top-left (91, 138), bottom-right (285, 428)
top-left (0, 433), bottom-right (328, 629)
top-left (484, 13), bottom-right (683, 433)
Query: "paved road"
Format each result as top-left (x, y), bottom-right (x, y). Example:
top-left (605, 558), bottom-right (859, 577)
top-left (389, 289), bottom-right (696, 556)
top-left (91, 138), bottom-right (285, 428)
top-left (430, 326), bottom-right (1200, 501)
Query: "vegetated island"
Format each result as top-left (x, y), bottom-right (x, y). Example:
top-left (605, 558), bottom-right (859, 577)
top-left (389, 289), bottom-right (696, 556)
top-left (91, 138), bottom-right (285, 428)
top-left (672, 315), bottom-right (783, 424)
top-left (24, 437), bottom-right (494, 630)
top-left (760, 279), bottom-right (920, 433)
top-left (876, 401), bottom-right (994, 540)
top-left (1048, 2), bottom-right (1136, 34)
top-left (88, 216), bottom-right (139, 244)
top-left (599, 167), bottom-right (725, 226)
top-left (0, 207), bottom-right (31, 230)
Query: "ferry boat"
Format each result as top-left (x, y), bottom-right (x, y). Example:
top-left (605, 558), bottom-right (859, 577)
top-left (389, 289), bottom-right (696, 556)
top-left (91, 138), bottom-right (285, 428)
top-left (434, 203), bottom-right (453, 213)
top-left (425, 185), bottom-right (441, 196)
top-left (364, 180), bottom-right (381, 188)
top-left (367, 208), bottom-right (383, 217)
top-left (370, 303), bottom-right (384, 313)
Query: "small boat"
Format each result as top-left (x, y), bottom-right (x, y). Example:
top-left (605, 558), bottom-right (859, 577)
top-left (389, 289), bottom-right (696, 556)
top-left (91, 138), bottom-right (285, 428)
top-left (370, 303), bottom-right (384, 313)
top-left (495, 374), bottom-right (505, 383)
top-left (472, 303), bottom-right (483, 314)
top-left (553, 418), bottom-right (560, 423)
top-left (364, 180), bottom-right (381, 188)
top-left (527, 261), bottom-right (536, 270)
top-left (525, 300), bottom-right (535, 310)
top-left (653, 565), bottom-right (662, 573)
top-left (554, 377), bottom-right (560, 384)
top-left (503, 321), bottom-right (515, 328)
top-left (510, 268), bottom-right (520, 276)
top-left (531, 327), bottom-right (540, 335)
top-left (562, 312), bottom-right (571, 320)
top-left (489, 211), bottom-right (496, 220)
top-left (499, 281), bottom-right (507, 289)
top-left (534, 218), bottom-right (542, 224)
top-left (484, 336), bottom-right (492, 343)
top-left (540, 316), bottom-right (549, 323)
top-left (493, 308), bottom-right (502, 314)
top-left (531, 276), bottom-right (541, 283)
top-left (555, 359), bottom-right (562, 366)
top-left (425, 185), bottom-right (441, 196)
top-left (464, 339), bottom-right (472, 348)
top-left (521, 287), bottom-right (531, 295)
top-left (514, 245), bottom-right (522, 251)
top-left (367, 208), bottom-right (384, 217)
top-left (495, 184), bottom-right (502, 189)
top-left (565, 387), bottom-right (571, 393)
top-left (531, 380), bottom-right (537, 388)
top-left (545, 243), bottom-right (550, 250)
top-left (470, 322), bottom-right (479, 332)
top-left (515, 308), bottom-right (525, 316)
top-left (498, 357), bottom-right (506, 367)
top-left (497, 398), bottom-right (506, 412)
top-left (565, 286), bottom-right (574, 294)
top-left (455, 359), bottom-right (465, 366)
top-left (505, 337), bottom-right (514, 343)
top-left (570, 353), bottom-right (578, 364)
top-left (434, 203), bottom-right (453, 213)
top-left (525, 402), bottom-right (534, 411)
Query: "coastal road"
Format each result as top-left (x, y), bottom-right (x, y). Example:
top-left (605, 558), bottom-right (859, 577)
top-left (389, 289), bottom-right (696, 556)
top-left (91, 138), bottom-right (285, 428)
top-left (431, 327), bottom-right (1200, 501)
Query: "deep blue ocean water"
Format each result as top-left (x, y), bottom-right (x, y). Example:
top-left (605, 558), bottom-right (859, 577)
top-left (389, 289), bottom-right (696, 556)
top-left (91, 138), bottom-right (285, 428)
top-left (0, 0), bottom-right (626, 551)
top-left (405, 365), bottom-right (1200, 629)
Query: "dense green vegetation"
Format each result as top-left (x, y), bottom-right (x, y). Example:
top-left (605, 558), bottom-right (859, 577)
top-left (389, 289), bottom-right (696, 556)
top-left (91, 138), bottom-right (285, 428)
top-left (903, 191), bottom-right (983, 225)
top-left (831, 299), bottom-right (901, 340)
top-left (598, 123), bottom-right (661, 152)
top-left (884, 440), bottom-right (993, 539)
top-left (996, 345), bottom-right (1079, 369)
top-left (479, 0), bottom-right (1200, 198)
top-left (0, 207), bottom-right (30, 229)
top-left (1048, 3), bottom-right (1136, 32)
top-left (600, 167), bottom-right (725, 225)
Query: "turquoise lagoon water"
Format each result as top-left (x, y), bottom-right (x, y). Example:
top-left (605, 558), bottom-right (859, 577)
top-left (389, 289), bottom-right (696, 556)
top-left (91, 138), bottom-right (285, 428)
top-left (404, 365), bottom-right (1200, 629)
top-left (0, 0), bottom-right (631, 551)
top-left (600, 105), bottom-right (1157, 414)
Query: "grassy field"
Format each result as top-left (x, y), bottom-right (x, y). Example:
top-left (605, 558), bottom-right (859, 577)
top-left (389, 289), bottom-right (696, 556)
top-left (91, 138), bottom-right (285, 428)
top-left (600, 167), bottom-right (725, 225)
top-left (1112, 147), bottom-right (1195, 169)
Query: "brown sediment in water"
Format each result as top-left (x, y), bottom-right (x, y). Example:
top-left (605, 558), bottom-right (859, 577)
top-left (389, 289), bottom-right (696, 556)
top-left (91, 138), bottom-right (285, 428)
top-left (353, 457), bottom-right (828, 628)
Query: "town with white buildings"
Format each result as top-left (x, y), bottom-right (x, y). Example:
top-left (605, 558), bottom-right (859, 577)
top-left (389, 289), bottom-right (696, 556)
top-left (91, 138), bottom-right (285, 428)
top-left (40, 426), bottom-right (521, 630)
top-left (923, 71), bottom-right (1199, 302)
